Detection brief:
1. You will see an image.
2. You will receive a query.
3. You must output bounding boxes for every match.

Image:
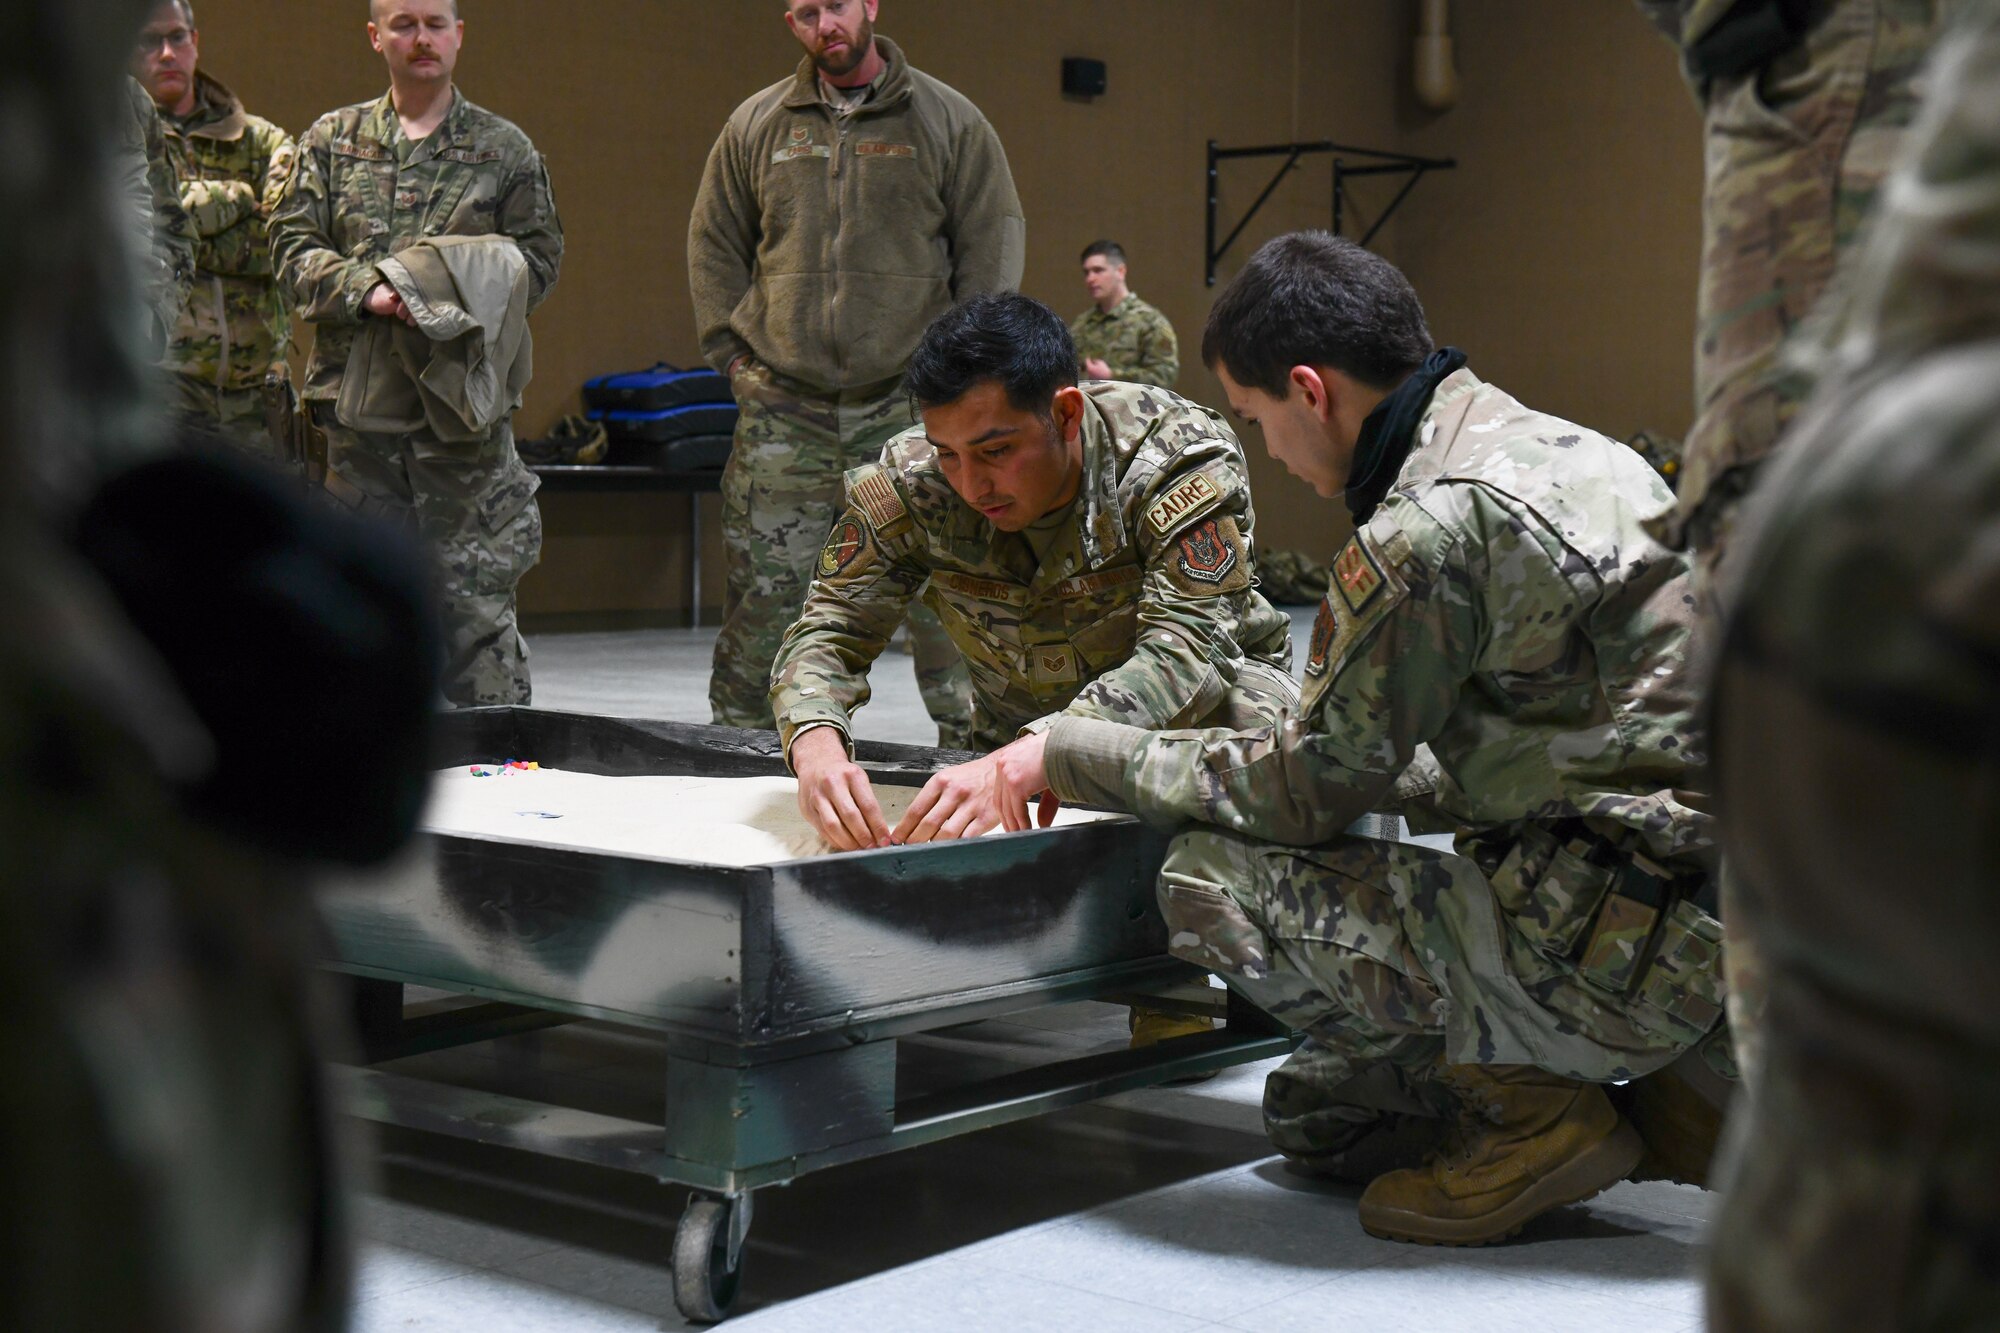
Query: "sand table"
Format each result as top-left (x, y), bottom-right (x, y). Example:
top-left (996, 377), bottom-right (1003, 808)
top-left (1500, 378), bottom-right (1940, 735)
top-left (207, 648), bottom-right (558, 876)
top-left (422, 766), bottom-right (1116, 866)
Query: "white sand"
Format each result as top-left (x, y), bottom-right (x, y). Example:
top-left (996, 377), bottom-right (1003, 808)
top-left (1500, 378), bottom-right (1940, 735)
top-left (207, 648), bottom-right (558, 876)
top-left (422, 767), bottom-right (1114, 865)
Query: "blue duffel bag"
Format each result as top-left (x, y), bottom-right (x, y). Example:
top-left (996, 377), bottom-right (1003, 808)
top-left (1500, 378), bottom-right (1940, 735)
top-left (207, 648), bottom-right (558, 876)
top-left (583, 362), bottom-right (732, 413)
top-left (588, 402), bottom-right (740, 444)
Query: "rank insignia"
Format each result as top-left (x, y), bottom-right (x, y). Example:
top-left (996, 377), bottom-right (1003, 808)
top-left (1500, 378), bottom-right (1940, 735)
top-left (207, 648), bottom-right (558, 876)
top-left (818, 512), bottom-right (870, 578)
top-left (1334, 536), bottom-right (1386, 613)
top-left (1305, 598), bottom-right (1339, 677)
top-left (1176, 518), bottom-right (1239, 584)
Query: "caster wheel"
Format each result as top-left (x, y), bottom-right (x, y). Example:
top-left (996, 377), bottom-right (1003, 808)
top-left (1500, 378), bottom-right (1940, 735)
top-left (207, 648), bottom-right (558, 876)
top-left (672, 1194), bottom-right (745, 1323)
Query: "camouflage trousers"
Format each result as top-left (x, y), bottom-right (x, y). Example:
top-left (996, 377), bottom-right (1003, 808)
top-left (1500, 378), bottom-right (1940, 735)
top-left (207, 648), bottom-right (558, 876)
top-left (1707, 974), bottom-right (2000, 1330)
top-left (712, 364), bottom-right (972, 744)
top-left (168, 371), bottom-right (284, 463)
top-left (1160, 827), bottom-right (1723, 1157)
top-left (1675, 0), bottom-right (1944, 545)
top-left (319, 411), bottom-right (541, 708)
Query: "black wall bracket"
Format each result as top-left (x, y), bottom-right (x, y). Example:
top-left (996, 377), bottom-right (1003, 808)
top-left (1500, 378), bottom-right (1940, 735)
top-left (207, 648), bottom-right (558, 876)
top-left (1205, 140), bottom-right (1457, 286)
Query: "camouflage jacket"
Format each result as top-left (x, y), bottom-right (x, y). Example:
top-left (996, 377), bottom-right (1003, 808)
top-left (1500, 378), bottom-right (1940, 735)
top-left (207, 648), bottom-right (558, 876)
top-left (1047, 368), bottom-right (1714, 871)
top-left (119, 76), bottom-right (196, 351)
top-left (1071, 292), bottom-right (1180, 388)
top-left (771, 380), bottom-right (1296, 757)
top-left (161, 73), bottom-right (295, 390)
top-left (271, 88), bottom-right (562, 403)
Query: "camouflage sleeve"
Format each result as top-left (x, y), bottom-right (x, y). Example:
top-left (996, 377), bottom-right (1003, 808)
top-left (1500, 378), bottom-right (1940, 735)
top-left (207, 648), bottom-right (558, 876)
top-left (501, 148), bottom-right (563, 312)
top-left (260, 128), bottom-right (297, 219)
top-left (1045, 491), bottom-right (1507, 845)
top-left (179, 178), bottom-right (257, 238)
top-left (269, 115), bottom-right (379, 326)
top-left (687, 117), bottom-right (759, 374)
top-left (123, 81), bottom-right (195, 342)
top-left (768, 466), bottom-right (932, 761)
top-left (942, 113), bottom-right (1026, 299)
top-left (1055, 449), bottom-right (1265, 731)
top-left (1130, 309), bottom-right (1180, 388)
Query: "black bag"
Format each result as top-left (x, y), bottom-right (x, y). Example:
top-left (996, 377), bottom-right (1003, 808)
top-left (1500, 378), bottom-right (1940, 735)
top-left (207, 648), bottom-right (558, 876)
top-left (590, 402), bottom-right (740, 444)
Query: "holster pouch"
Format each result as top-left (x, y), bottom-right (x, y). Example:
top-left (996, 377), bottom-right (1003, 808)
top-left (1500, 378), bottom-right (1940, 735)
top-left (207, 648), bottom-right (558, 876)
top-left (1576, 851), bottom-right (1728, 1042)
top-left (262, 370), bottom-right (305, 478)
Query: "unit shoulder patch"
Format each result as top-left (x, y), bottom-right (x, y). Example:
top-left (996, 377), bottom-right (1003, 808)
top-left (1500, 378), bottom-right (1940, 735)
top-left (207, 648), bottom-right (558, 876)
top-left (849, 466), bottom-right (912, 539)
top-left (817, 511), bottom-right (873, 579)
top-left (1166, 516), bottom-right (1250, 595)
top-left (1301, 531), bottom-right (1410, 708)
top-left (1144, 470), bottom-right (1224, 539)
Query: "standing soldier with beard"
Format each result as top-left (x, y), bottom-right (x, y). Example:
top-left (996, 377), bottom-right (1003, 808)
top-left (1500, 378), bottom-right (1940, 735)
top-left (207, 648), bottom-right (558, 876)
top-left (132, 0), bottom-right (297, 463)
top-left (690, 0), bottom-right (1025, 748)
top-left (272, 0), bottom-right (563, 706)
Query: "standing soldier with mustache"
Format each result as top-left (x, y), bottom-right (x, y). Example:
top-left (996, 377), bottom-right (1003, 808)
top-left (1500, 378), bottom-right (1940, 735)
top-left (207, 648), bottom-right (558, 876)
top-left (272, 0), bottom-right (562, 706)
top-left (690, 0), bottom-right (1025, 749)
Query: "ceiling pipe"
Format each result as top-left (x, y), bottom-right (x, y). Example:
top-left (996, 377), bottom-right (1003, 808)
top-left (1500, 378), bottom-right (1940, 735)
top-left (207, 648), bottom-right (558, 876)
top-left (1414, 0), bottom-right (1460, 112)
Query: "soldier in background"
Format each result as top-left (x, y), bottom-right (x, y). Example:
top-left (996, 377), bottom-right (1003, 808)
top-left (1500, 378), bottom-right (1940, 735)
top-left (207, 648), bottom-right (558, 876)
top-left (117, 72), bottom-right (196, 362)
top-left (1636, 0), bottom-right (1951, 1085)
top-left (690, 0), bottom-right (1025, 748)
top-left (1706, 7), bottom-right (2000, 1325)
top-left (963, 234), bottom-right (1727, 1245)
top-left (132, 0), bottom-right (297, 464)
top-left (272, 0), bottom-right (563, 706)
top-left (1071, 240), bottom-right (1179, 388)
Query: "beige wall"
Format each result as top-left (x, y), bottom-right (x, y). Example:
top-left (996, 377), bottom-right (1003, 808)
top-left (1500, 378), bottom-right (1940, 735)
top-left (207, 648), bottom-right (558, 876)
top-left (189, 1), bottom-right (1701, 618)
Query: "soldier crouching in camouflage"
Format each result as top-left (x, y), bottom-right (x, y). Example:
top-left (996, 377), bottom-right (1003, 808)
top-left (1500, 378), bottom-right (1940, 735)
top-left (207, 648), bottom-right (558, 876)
top-left (957, 234), bottom-right (1732, 1246)
top-left (132, 0), bottom-right (297, 464)
top-left (770, 292), bottom-right (1298, 1051)
top-left (272, 0), bottom-right (562, 705)
top-left (1706, 8), bottom-right (2000, 1326)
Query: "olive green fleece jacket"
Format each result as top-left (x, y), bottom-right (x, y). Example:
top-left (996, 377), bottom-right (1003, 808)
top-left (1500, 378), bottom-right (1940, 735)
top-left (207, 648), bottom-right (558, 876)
top-left (688, 37), bottom-right (1026, 395)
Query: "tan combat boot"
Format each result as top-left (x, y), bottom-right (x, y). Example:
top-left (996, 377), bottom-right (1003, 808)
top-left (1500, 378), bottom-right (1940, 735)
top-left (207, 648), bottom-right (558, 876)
top-left (1357, 1063), bottom-right (1643, 1245)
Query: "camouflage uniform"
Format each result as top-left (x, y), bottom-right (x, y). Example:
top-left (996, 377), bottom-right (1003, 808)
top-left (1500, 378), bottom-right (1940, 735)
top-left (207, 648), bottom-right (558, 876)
top-left (1707, 8), bottom-right (2000, 1326)
top-left (772, 380), bottom-right (1298, 756)
top-left (1071, 291), bottom-right (1180, 388)
top-left (690, 38), bottom-right (1027, 742)
top-left (159, 72), bottom-right (295, 461)
top-left (272, 89), bottom-right (562, 706)
top-left (119, 74), bottom-right (196, 357)
top-left (1638, 0), bottom-right (1950, 1089)
top-left (1043, 370), bottom-right (1725, 1158)
top-left (2, 5), bottom-right (351, 1327)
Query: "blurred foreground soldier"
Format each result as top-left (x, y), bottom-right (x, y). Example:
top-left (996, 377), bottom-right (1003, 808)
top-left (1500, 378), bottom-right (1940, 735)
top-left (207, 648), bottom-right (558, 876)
top-left (771, 294), bottom-right (1295, 1050)
top-left (273, 0), bottom-right (563, 705)
top-left (2, 3), bottom-right (437, 1328)
top-left (1638, 0), bottom-right (1949, 1083)
top-left (958, 234), bottom-right (1729, 1244)
top-left (1071, 240), bottom-right (1179, 388)
top-left (1707, 9), bottom-right (2000, 1326)
top-left (690, 0), bottom-right (1026, 745)
top-left (117, 72), bottom-right (196, 358)
top-left (133, 0), bottom-right (298, 463)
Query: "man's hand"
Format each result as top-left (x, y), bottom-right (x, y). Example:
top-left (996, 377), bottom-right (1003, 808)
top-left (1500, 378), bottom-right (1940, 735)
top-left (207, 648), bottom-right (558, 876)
top-left (792, 726), bottom-right (891, 851)
top-left (364, 281), bottom-right (416, 326)
top-left (893, 732), bottom-right (1058, 844)
top-left (1083, 356), bottom-right (1113, 380)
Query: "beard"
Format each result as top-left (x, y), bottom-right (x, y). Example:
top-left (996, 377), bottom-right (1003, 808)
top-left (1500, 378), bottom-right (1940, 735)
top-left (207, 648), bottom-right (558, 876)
top-left (813, 14), bottom-right (875, 78)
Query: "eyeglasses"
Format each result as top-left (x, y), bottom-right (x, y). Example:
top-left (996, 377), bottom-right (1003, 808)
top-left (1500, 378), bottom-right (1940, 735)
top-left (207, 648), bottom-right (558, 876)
top-left (135, 27), bottom-right (195, 56)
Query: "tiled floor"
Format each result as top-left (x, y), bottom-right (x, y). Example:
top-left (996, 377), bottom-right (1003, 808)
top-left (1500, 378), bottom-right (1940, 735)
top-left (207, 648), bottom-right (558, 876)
top-left (350, 617), bottom-right (1714, 1331)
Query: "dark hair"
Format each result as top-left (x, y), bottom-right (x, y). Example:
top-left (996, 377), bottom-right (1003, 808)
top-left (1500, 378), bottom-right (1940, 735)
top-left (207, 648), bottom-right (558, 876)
top-left (905, 293), bottom-right (1079, 417)
top-left (1080, 239), bottom-right (1127, 267)
top-left (1202, 231), bottom-right (1433, 394)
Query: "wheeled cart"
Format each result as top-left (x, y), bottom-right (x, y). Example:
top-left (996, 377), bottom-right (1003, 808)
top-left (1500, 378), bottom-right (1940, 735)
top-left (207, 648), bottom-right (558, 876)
top-left (319, 707), bottom-right (1295, 1321)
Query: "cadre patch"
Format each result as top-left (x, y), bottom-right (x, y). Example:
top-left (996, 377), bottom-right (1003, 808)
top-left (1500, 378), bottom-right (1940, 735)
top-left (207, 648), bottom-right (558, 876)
top-left (817, 512), bottom-right (871, 579)
top-left (1144, 471), bottom-right (1223, 538)
top-left (849, 467), bottom-right (911, 537)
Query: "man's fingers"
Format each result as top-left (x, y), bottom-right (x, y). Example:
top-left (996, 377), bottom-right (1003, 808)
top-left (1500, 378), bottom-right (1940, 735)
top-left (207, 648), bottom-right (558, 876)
top-left (891, 779), bottom-right (945, 843)
top-left (811, 795), bottom-right (861, 851)
top-left (844, 772), bottom-right (892, 847)
top-left (1037, 791), bottom-right (1061, 828)
top-left (940, 803), bottom-right (987, 841)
